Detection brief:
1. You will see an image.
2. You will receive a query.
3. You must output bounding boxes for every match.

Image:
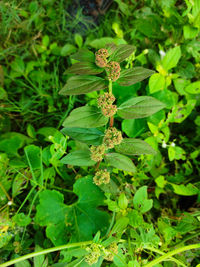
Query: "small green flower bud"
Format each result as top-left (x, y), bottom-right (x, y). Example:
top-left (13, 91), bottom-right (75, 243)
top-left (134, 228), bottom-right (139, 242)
top-left (90, 144), bottom-right (106, 162)
top-left (103, 127), bottom-right (123, 149)
top-left (104, 243), bottom-right (118, 261)
top-left (85, 243), bottom-right (102, 265)
top-left (118, 193), bottom-right (128, 210)
top-left (93, 169), bottom-right (110, 186)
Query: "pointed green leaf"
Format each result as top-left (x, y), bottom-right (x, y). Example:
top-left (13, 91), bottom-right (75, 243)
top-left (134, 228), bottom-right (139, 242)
top-left (109, 44), bottom-right (135, 62)
top-left (61, 127), bottom-right (104, 145)
top-left (71, 48), bottom-right (95, 62)
top-left (66, 62), bottom-right (103, 75)
top-left (185, 81), bottom-right (200, 94)
top-left (117, 96), bottom-right (165, 119)
top-left (60, 150), bottom-right (95, 166)
top-left (105, 153), bottom-right (136, 173)
top-left (59, 76), bottom-right (108, 95)
top-left (161, 46), bottom-right (181, 71)
top-left (115, 138), bottom-right (156, 155)
top-left (133, 186), bottom-right (153, 213)
top-left (117, 67), bottom-right (154, 86)
top-left (63, 106), bottom-right (108, 128)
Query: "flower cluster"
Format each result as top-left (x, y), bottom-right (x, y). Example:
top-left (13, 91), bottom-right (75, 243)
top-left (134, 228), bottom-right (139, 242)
top-left (103, 127), bottom-right (123, 149)
top-left (104, 242), bottom-right (118, 261)
top-left (93, 169), bottom-right (110, 186)
top-left (95, 48), bottom-right (109, 68)
top-left (85, 243), bottom-right (102, 265)
top-left (90, 144), bottom-right (106, 162)
top-left (97, 93), bottom-right (117, 117)
top-left (85, 242), bottom-right (118, 265)
top-left (105, 61), bottom-right (121, 81)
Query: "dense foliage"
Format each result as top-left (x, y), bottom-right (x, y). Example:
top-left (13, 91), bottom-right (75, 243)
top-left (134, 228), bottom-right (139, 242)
top-left (0, 0), bottom-right (200, 266)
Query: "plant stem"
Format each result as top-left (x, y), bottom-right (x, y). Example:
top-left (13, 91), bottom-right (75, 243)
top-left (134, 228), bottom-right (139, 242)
top-left (144, 246), bottom-right (187, 267)
top-left (144, 243), bottom-right (200, 267)
top-left (1, 240), bottom-right (93, 267)
top-left (0, 181), bottom-right (12, 201)
top-left (108, 80), bottom-right (114, 127)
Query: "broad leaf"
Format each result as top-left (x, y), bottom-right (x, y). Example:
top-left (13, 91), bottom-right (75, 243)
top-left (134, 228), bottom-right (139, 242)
top-left (71, 48), bottom-right (95, 62)
top-left (66, 62), bottom-right (103, 75)
top-left (149, 73), bottom-right (165, 94)
top-left (161, 46), bottom-right (181, 71)
top-left (61, 127), bottom-right (104, 145)
top-left (169, 183), bottom-right (199, 196)
top-left (36, 177), bottom-right (110, 244)
top-left (115, 138), bottom-right (156, 155)
top-left (185, 81), bottom-right (200, 94)
top-left (117, 67), bottom-right (154, 86)
top-left (63, 106), bottom-right (108, 128)
top-left (60, 150), bottom-right (96, 166)
top-left (117, 96), bottom-right (165, 119)
top-left (104, 153), bottom-right (136, 173)
top-left (133, 186), bottom-right (153, 213)
top-left (109, 44), bottom-right (135, 62)
top-left (59, 76), bottom-right (108, 95)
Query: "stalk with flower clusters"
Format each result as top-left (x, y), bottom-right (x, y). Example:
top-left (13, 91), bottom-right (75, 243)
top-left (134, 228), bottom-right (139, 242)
top-left (59, 44), bottom-right (165, 264)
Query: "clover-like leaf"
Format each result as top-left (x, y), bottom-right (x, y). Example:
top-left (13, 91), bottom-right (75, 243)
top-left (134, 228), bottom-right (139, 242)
top-left (35, 177), bottom-right (110, 245)
top-left (133, 186), bottom-right (153, 213)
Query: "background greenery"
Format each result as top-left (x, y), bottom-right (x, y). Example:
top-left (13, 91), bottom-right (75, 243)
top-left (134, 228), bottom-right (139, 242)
top-left (0, 0), bottom-right (200, 266)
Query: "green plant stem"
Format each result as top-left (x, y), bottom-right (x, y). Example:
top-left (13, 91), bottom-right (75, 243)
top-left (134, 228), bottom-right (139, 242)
top-left (0, 181), bottom-right (12, 201)
top-left (144, 243), bottom-right (200, 267)
top-left (144, 246), bottom-right (187, 267)
top-left (108, 79), bottom-right (112, 94)
top-left (108, 79), bottom-right (114, 127)
top-left (1, 241), bottom-right (93, 267)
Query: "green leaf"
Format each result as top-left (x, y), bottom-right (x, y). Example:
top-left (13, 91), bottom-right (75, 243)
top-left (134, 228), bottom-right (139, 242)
top-left (109, 44), bottom-right (135, 62)
top-left (34, 245), bottom-right (48, 267)
top-left (133, 186), bottom-right (153, 213)
top-left (185, 81), bottom-right (200, 94)
top-left (61, 44), bottom-right (76, 56)
top-left (61, 127), bottom-right (104, 145)
top-left (117, 96), bottom-right (165, 119)
top-left (117, 67), bottom-right (154, 86)
top-left (13, 213), bottom-right (31, 226)
top-left (104, 153), bottom-right (136, 173)
top-left (115, 138), bottom-right (156, 155)
top-left (24, 145), bottom-right (41, 170)
top-left (60, 150), bottom-right (96, 166)
top-left (59, 76), bottom-right (108, 95)
top-left (15, 260), bottom-right (31, 267)
top-left (122, 118), bottom-right (146, 138)
top-left (169, 183), bottom-right (199, 196)
top-left (63, 106), bottom-right (108, 128)
top-left (161, 46), bottom-right (181, 71)
top-left (66, 62), bottom-right (103, 75)
top-left (35, 190), bottom-right (70, 245)
top-left (149, 73), bottom-right (165, 94)
top-left (71, 48), bottom-right (95, 62)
